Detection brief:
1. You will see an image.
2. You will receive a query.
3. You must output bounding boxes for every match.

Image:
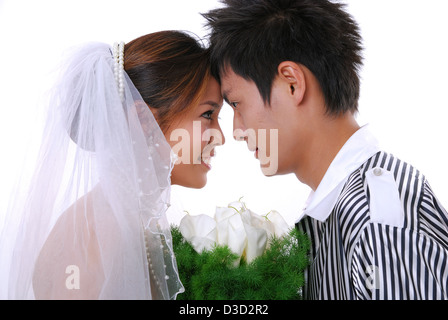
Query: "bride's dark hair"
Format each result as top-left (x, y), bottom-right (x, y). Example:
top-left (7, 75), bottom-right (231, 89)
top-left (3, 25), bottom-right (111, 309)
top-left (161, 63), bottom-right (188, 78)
top-left (124, 30), bottom-right (212, 132)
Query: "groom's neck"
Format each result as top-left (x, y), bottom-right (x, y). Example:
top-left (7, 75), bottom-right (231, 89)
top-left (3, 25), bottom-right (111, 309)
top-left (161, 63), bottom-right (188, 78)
top-left (295, 112), bottom-right (360, 191)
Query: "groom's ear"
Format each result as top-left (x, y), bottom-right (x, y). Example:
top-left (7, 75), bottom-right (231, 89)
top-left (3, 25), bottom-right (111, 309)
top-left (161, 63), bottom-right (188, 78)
top-left (277, 61), bottom-right (306, 106)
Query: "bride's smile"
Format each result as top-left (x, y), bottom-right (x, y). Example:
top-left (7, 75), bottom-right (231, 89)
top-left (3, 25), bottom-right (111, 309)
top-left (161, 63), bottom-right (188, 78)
top-left (166, 77), bottom-right (225, 188)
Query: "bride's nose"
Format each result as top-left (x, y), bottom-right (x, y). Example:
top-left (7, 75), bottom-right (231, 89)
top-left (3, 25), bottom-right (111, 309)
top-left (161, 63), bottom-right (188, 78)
top-left (212, 122), bottom-right (225, 146)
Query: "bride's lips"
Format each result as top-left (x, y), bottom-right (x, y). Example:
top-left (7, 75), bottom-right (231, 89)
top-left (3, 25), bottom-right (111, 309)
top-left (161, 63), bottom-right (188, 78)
top-left (199, 148), bottom-right (215, 170)
top-left (202, 157), bottom-right (212, 170)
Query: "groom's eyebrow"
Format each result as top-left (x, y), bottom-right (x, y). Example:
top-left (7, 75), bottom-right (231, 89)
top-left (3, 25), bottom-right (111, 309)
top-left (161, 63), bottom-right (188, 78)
top-left (222, 90), bottom-right (231, 104)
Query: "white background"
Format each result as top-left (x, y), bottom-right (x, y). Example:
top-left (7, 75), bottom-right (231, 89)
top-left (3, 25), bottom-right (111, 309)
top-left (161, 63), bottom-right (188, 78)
top-left (0, 0), bottom-right (447, 230)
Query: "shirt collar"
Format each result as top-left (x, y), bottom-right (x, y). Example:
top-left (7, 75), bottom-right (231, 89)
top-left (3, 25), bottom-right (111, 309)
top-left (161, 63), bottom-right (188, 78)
top-left (296, 125), bottom-right (381, 223)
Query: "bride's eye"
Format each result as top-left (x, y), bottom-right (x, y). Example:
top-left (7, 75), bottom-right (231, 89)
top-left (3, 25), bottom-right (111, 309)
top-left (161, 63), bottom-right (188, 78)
top-left (230, 102), bottom-right (238, 109)
top-left (201, 110), bottom-right (214, 120)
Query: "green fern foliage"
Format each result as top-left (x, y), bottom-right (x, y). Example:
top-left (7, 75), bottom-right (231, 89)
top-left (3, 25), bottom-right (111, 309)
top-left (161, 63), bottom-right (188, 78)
top-left (171, 226), bottom-right (310, 300)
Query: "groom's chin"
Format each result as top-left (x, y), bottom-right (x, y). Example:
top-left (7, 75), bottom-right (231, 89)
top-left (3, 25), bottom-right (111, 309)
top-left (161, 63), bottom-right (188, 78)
top-left (260, 163), bottom-right (279, 176)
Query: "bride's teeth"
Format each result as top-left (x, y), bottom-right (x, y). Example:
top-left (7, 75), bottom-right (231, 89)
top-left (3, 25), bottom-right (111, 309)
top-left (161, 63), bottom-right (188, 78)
top-left (202, 157), bottom-right (212, 165)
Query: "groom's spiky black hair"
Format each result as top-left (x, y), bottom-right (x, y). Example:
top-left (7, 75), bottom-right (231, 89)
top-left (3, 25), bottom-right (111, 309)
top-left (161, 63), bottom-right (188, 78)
top-left (202, 0), bottom-right (363, 115)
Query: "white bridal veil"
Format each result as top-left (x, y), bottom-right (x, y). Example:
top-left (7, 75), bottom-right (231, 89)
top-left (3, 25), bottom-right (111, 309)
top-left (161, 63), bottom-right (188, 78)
top-left (0, 42), bottom-right (184, 299)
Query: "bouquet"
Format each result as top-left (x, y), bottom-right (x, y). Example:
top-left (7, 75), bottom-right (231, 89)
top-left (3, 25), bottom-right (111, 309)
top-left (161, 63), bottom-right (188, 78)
top-left (171, 198), bottom-right (310, 300)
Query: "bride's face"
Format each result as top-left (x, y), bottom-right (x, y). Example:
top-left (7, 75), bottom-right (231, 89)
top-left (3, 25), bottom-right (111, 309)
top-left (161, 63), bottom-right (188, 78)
top-left (166, 77), bottom-right (225, 188)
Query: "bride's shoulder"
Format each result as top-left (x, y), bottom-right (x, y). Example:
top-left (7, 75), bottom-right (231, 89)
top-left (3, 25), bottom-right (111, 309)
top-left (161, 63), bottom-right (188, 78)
top-left (32, 188), bottom-right (104, 299)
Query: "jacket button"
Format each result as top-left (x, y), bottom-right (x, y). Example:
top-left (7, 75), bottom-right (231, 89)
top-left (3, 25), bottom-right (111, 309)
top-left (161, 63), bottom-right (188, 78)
top-left (373, 168), bottom-right (383, 176)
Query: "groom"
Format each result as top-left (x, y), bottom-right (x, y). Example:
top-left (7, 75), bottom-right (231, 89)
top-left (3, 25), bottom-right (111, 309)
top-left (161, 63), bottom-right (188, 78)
top-left (203, 0), bottom-right (448, 299)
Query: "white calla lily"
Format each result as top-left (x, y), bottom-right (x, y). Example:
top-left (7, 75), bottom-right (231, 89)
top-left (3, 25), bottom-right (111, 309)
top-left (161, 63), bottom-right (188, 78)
top-left (215, 206), bottom-right (247, 263)
top-left (179, 213), bottom-right (217, 253)
top-left (241, 209), bottom-right (268, 263)
top-left (264, 210), bottom-right (290, 238)
top-left (178, 199), bottom-right (291, 265)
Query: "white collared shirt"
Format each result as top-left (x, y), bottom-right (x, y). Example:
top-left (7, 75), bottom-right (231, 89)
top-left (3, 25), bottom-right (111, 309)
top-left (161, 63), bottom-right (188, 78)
top-left (297, 124), bottom-right (380, 223)
top-left (296, 125), bottom-right (448, 300)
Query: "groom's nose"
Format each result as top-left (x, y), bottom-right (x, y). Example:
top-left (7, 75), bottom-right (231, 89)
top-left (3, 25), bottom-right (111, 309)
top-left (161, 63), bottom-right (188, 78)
top-left (233, 111), bottom-right (246, 141)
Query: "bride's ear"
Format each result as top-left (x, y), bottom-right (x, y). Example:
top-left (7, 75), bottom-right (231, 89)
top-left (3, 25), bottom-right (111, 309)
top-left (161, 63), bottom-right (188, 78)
top-left (277, 61), bottom-right (306, 106)
top-left (135, 100), bottom-right (153, 114)
top-left (134, 100), bottom-right (158, 135)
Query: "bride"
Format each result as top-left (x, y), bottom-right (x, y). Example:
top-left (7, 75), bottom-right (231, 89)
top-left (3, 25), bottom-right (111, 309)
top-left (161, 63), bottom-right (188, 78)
top-left (0, 31), bottom-right (225, 299)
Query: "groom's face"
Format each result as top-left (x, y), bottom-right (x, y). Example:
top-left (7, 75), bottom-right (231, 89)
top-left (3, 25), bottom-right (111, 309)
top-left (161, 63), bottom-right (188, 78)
top-left (221, 67), bottom-right (303, 176)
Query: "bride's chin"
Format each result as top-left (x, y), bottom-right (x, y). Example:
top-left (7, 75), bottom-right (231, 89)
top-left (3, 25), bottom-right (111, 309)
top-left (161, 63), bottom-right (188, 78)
top-left (191, 175), bottom-right (207, 189)
top-left (171, 175), bottom-right (208, 189)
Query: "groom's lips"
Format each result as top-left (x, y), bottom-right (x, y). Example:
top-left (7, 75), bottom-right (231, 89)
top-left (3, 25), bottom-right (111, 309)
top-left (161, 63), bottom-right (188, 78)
top-left (247, 143), bottom-right (259, 159)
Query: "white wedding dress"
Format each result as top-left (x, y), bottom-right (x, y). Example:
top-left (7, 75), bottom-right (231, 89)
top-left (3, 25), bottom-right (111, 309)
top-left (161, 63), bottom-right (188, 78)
top-left (0, 42), bottom-right (184, 299)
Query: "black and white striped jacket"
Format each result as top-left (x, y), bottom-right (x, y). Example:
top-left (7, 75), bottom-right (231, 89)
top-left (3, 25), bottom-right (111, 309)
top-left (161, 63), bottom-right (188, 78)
top-left (296, 131), bottom-right (448, 300)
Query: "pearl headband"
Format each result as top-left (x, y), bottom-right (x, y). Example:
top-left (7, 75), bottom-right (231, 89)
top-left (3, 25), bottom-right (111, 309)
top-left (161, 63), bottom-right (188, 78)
top-left (112, 42), bottom-right (125, 101)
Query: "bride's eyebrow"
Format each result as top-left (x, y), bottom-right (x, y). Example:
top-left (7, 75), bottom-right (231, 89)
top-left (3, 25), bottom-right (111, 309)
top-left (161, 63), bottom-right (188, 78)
top-left (200, 100), bottom-right (222, 109)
